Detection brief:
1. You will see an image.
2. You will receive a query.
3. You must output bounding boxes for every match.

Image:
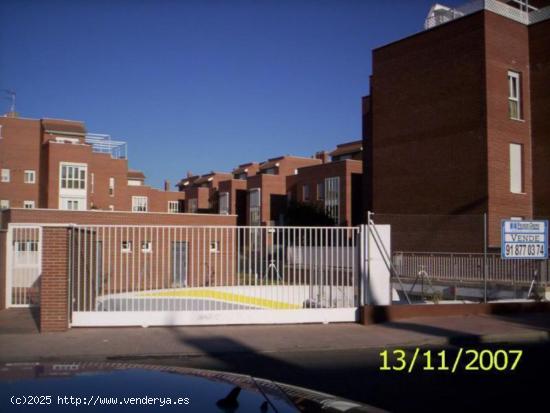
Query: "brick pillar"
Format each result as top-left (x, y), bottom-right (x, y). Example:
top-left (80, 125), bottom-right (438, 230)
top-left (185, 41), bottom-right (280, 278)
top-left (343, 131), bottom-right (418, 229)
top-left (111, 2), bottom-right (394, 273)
top-left (40, 227), bottom-right (70, 332)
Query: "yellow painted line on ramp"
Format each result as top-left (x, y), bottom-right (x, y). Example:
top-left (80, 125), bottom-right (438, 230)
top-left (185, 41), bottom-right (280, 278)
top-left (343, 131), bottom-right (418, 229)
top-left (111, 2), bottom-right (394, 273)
top-left (141, 289), bottom-right (301, 310)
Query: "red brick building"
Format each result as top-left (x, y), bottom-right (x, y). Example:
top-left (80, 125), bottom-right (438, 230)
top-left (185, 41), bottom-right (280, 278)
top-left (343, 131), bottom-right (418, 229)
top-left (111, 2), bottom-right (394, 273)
top-left (177, 144), bottom-right (364, 227)
top-left (363, 0), bottom-right (550, 249)
top-left (217, 162), bottom-right (260, 225)
top-left (246, 156), bottom-right (322, 225)
top-left (177, 171), bottom-right (233, 213)
top-left (0, 116), bottom-right (185, 213)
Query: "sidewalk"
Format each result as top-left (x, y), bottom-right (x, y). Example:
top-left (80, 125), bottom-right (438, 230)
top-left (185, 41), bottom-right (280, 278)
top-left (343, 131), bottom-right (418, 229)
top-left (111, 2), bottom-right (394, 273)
top-left (0, 309), bottom-right (548, 362)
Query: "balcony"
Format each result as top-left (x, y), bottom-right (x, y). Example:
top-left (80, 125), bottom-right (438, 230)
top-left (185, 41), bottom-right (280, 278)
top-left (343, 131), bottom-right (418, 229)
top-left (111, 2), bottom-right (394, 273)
top-left (424, 0), bottom-right (550, 30)
top-left (85, 133), bottom-right (127, 159)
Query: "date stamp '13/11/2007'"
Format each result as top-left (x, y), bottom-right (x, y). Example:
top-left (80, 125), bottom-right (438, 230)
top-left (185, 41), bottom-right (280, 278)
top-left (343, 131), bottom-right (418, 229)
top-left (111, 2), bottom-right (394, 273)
top-left (380, 349), bottom-right (523, 373)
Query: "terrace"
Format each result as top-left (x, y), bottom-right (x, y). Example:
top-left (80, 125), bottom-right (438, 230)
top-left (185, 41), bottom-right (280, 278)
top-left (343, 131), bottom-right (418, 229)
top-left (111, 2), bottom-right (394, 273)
top-left (85, 133), bottom-right (127, 159)
top-left (424, 0), bottom-right (550, 30)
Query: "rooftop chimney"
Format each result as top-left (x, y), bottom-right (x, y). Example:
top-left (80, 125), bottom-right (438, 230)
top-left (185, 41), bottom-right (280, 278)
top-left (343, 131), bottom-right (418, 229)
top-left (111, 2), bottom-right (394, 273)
top-left (164, 180), bottom-right (170, 191)
top-left (186, 171), bottom-right (193, 178)
top-left (315, 151), bottom-right (329, 164)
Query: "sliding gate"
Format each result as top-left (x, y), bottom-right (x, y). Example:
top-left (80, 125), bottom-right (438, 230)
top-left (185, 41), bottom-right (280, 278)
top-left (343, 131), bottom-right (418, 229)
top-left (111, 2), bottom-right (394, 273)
top-left (69, 225), bottom-right (360, 326)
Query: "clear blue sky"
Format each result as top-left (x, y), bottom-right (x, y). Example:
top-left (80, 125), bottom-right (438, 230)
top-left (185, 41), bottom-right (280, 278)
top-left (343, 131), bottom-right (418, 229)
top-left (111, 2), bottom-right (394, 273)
top-left (0, 0), bottom-right (461, 188)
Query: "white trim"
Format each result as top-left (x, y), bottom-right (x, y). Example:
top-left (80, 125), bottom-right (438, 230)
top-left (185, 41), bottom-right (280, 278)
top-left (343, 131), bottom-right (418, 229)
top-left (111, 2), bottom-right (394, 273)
top-left (508, 71), bottom-right (521, 120)
top-left (5, 225), bottom-right (13, 307)
top-left (1, 168), bottom-right (10, 183)
top-left (219, 192), bottom-right (230, 215)
top-left (167, 200), bottom-right (180, 213)
top-left (24, 170), bottom-right (36, 184)
top-left (132, 196), bottom-right (148, 212)
top-left (249, 188), bottom-right (261, 225)
top-left (71, 308), bottom-right (358, 327)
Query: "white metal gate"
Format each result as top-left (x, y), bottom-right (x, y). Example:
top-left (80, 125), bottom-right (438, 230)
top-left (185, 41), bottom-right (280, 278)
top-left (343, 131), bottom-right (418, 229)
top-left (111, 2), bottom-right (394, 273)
top-left (6, 225), bottom-right (42, 307)
top-left (69, 225), bottom-right (360, 326)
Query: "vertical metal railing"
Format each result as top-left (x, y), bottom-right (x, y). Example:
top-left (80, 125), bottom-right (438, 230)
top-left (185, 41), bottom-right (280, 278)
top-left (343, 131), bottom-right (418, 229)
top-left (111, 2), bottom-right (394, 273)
top-left (6, 225), bottom-right (42, 307)
top-left (393, 251), bottom-right (548, 285)
top-left (69, 225), bottom-right (360, 313)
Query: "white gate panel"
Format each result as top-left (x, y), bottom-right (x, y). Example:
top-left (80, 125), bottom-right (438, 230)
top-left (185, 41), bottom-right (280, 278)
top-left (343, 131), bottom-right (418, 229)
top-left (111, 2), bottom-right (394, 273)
top-left (70, 225), bottom-right (360, 326)
top-left (6, 225), bottom-right (42, 307)
top-left (72, 308), bottom-right (358, 327)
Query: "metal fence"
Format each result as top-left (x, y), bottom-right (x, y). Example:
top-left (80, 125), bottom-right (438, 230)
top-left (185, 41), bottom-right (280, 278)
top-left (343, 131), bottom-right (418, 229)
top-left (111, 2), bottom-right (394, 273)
top-left (69, 225), bottom-right (360, 326)
top-left (6, 225), bottom-right (42, 307)
top-left (394, 251), bottom-right (549, 285)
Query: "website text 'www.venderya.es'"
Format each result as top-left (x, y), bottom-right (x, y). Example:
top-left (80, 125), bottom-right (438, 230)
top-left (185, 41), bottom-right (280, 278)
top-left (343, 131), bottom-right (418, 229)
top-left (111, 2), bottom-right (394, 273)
top-left (9, 395), bottom-right (190, 407)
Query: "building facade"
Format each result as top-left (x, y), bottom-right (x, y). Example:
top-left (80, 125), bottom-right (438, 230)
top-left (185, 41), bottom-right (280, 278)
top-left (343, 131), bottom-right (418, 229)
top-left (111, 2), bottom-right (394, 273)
top-left (363, 0), bottom-right (550, 249)
top-left (0, 116), bottom-right (185, 214)
top-left (175, 144), bottom-right (364, 227)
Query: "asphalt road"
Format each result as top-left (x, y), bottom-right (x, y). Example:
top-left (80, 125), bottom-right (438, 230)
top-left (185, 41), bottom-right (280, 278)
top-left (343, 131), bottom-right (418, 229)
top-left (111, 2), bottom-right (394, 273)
top-left (115, 342), bottom-right (549, 413)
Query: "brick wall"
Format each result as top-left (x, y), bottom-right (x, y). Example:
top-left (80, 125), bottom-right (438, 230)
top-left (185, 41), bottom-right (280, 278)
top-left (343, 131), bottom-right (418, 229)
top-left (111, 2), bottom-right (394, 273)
top-left (286, 160), bottom-right (362, 225)
top-left (369, 12), bottom-right (487, 217)
top-left (484, 12), bottom-right (533, 246)
top-left (246, 174), bottom-right (286, 225)
top-left (0, 117), bottom-right (42, 208)
top-left (365, 10), bottom-right (542, 250)
top-left (40, 227), bottom-right (70, 332)
top-left (529, 18), bottom-right (550, 218)
top-left (219, 179), bottom-right (247, 218)
top-left (0, 208), bottom-right (236, 229)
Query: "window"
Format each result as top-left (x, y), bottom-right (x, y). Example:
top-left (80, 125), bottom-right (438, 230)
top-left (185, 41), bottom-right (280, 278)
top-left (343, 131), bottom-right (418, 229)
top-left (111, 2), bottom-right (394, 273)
top-left (141, 241), bottom-right (152, 253)
top-left (510, 143), bottom-right (523, 194)
top-left (187, 199), bottom-right (198, 213)
top-left (60, 164), bottom-right (86, 190)
top-left (132, 196), bottom-right (148, 212)
top-left (109, 177), bottom-right (115, 196)
top-left (317, 182), bottom-right (325, 200)
top-left (14, 241), bottom-right (38, 252)
top-left (23, 200), bottom-right (35, 209)
top-left (235, 173), bottom-right (247, 180)
top-left (121, 241), bottom-right (132, 253)
top-left (1, 169), bottom-right (10, 182)
top-left (219, 192), bottom-right (229, 215)
top-left (24, 170), bottom-right (35, 184)
top-left (325, 177), bottom-right (340, 224)
top-left (0, 200), bottom-right (9, 209)
top-left (209, 241), bottom-right (220, 253)
top-left (302, 185), bottom-right (310, 202)
top-left (168, 201), bottom-right (180, 213)
top-left (67, 200), bottom-right (80, 210)
top-left (508, 71), bottom-right (521, 120)
top-left (263, 168), bottom-right (276, 175)
top-left (249, 188), bottom-right (261, 226)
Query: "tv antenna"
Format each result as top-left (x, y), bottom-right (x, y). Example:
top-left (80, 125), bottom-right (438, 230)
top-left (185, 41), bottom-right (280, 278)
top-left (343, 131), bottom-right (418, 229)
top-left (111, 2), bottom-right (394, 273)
top-left (2, 89), bottom-right (16, 114)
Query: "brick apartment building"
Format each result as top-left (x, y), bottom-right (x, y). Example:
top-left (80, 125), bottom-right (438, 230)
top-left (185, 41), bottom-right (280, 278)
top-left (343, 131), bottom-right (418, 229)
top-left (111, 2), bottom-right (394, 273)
top-left (363, 0), bottom-right (550, 250)
top-left (176, 171), bottom-right (233, 213)
top-left (245, 155), bottom-right (322, 226)
top-left (218, 162), bottom-right (260, 225)
top-left (0, 115), bottom-right (185, 213)
top-left (287, 141), bottom-right (363, 226)
top-left (177, 142), bottom-right (364, 227)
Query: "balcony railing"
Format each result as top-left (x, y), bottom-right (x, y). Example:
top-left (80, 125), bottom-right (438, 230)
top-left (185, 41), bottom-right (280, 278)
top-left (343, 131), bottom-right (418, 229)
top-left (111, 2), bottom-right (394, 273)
top-left (85, 133), bottom-right (127, 159)
top-left (424, 0), bottom-right (550, 30)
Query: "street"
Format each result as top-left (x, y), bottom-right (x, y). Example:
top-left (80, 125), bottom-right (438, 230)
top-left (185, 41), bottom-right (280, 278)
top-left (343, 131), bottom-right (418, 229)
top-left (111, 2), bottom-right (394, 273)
top-left (121, 342), bottom-right (549, 412)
